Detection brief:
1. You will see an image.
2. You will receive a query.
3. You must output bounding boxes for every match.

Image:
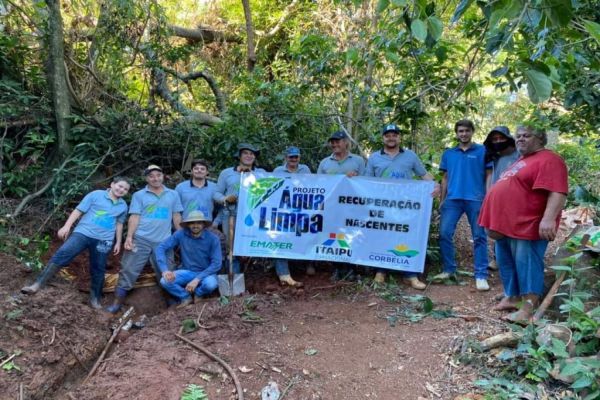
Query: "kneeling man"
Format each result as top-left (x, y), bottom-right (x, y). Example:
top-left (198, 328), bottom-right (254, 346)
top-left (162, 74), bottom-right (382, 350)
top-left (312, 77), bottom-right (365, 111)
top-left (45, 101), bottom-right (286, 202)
top-left (156, 210), bottom-right (222, 308)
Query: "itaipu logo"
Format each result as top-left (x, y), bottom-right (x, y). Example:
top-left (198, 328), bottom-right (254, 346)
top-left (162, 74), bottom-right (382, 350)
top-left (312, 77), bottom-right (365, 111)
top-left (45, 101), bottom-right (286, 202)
top-left (315, 233), bottom-right (352, 257)
top-left (388, 244), bottom-right (419, 258)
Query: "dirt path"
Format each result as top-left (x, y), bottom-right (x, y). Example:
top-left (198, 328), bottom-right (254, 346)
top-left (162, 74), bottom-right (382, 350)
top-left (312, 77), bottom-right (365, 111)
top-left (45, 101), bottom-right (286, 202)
top-left (1, 248), bottom-right (512, 400)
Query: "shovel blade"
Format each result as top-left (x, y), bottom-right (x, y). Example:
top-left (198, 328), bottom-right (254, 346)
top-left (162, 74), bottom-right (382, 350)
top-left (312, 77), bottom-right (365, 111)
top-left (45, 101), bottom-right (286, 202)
top-left (217, 273), bottom-right (245, 297)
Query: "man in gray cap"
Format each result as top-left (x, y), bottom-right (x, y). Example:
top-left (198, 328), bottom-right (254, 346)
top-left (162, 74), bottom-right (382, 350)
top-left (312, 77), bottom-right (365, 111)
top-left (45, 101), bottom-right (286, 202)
top-left (213, 143), bottom-right (266, 273)
top-left (484, 126), bottom-right (519, 189)
top-left (365, 123), bottom-right (439, 288)
top-left (317, 130), bottom-right (365, 176)
top-left (156, 210), bottom-right (222, 308)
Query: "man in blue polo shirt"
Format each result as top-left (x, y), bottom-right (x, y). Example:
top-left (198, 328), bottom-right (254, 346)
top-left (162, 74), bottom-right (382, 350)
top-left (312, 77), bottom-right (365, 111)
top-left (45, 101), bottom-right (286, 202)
top-left (21, 177), bottom-right (130, 309)
top-left (317, 131), bottom-right (365, 176)
top-left (106, 165), bottom-right (183, 313)
top-left (366, 123), bottom-right (440, 288)
top-left (176, 159), bottom-right (217, 220)
top-left (434, 119), bottom-right (491, 291)
top-left (157, 210), bottom-right (222, 308)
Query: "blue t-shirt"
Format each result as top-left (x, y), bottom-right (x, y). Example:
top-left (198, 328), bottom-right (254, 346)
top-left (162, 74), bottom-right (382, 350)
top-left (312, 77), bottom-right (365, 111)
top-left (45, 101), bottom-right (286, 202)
top-left (365, 149), bottom-right (427, 179)
top-left (129, 186), bottom-right (183, 242)
top-left (175, 179), bottom-right (217, 219)
top-left (317, 153), bottom-right (365, 175)
top-left (156, 228), bottom-right (222, 281)
top-left (440, 144), bottom-right (491, 201)
top-left (73, 190), bottom-right (128, 241)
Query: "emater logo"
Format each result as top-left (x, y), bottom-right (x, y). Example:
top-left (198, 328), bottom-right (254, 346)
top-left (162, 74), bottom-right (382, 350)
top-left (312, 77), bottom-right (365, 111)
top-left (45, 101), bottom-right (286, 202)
top-left (315, 233), bottom-right (352, 258)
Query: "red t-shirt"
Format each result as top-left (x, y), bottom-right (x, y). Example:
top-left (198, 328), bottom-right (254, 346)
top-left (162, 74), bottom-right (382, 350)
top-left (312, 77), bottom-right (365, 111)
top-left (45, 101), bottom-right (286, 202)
top-left (478, 149), bottom-right (568, 240)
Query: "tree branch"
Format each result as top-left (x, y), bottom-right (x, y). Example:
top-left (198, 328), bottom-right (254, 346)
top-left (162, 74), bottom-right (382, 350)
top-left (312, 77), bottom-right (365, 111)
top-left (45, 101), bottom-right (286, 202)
top-left (168, 24), bottom-right (241, 44)
top-left (241, 0), bottom-right (256, 71)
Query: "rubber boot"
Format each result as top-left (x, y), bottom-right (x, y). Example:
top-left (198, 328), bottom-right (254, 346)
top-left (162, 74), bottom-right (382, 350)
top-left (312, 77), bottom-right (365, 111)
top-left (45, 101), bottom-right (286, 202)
top-left (105, 287), bottom-right (128, 314)
top-left (279, 275), bottom-right (303, 288)
top-left (21, 263), bottom-right (62, 295)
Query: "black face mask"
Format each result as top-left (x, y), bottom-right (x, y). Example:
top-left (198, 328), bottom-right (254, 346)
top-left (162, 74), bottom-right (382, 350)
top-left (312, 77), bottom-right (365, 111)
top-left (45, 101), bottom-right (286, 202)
top-left (492, 141), bottom-right (511, 152)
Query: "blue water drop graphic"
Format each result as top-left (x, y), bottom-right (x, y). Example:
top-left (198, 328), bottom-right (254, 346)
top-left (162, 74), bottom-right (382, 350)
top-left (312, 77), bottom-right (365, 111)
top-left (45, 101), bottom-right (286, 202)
top-left (244, 214), bottom-right (254, 226)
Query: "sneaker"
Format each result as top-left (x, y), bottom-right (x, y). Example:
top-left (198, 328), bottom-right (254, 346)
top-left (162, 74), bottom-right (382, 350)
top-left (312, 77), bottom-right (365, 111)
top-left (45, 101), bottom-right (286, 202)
top-left (476, 279), bottom-right (490, 291)
top-left (306, 265), bottom-right (316, 276)
top-left (177, 297), bottom-right (193, 309)
top-left (21, 282), bottom-right (41, 295)
top-left (488, 263), bottom-right (498, 271)
top-left (373, 272), bottom-right (386, 284)
top-left (405, 277), bottom-right (426, 290)
top-left (432, 272), bottom-right (451, 281)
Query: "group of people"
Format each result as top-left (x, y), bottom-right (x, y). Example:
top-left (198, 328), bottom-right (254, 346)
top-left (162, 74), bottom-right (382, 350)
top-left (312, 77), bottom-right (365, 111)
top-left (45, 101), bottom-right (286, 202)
top-left (21, 119), bottom-right (568, 323)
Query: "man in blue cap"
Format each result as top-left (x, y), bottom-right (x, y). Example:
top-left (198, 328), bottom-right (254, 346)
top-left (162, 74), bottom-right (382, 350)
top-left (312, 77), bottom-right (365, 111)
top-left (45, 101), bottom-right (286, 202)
top-left (272, 146), bottom-right (312, 285)
top-left (365, 123), bottom-right (439, 288)
top-left (273, 146), bottom-right (311, 174)
top-left (317, 130), bottom-right (365, 176)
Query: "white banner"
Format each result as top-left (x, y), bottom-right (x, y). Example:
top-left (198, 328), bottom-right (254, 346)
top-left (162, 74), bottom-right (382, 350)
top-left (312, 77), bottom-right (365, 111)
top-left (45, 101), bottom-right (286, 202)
top-left (234, 173), bottom-right (433, 272)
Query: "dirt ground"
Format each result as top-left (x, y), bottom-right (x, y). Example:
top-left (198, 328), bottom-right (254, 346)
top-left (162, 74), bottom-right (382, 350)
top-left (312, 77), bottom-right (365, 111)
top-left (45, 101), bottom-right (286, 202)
top-left (0, 217), bottom-right (542, 400)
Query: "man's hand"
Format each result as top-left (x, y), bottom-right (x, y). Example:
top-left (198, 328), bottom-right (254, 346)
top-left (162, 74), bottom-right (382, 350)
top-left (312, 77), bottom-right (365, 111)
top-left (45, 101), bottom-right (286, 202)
top-left (113, 242), bottom-right (121, 255)
top-left (57, 225), bottom-right (71, 241)
top-left (124, 237), bottom-right (134, 251)
top-left (162, 270), bottom-right (176, 282)
top-left (224, 194), bottom-right (238, 204)
top-left (539, 218), bottom-right (557, 241)
top-left (345, 171), bottom-right (358, 177)
top-left (431, 183), bottom-right (441, 198)
top-left (185, 278), bottom-right (200, 293)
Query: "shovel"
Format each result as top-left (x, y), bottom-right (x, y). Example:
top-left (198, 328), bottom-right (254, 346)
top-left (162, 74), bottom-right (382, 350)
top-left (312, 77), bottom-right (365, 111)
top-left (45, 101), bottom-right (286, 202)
top-left (218, 212), bottom-right (245, 296)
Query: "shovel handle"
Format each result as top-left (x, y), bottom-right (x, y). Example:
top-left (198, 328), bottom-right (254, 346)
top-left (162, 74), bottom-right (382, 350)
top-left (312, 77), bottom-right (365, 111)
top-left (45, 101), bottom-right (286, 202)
top-left (228, 214), bottom-right (235, 282)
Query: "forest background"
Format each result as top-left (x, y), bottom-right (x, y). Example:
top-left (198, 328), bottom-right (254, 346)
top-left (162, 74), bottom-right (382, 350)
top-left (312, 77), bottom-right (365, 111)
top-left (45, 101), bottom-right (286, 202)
top-left (0, 0), bottom-right (599, 260)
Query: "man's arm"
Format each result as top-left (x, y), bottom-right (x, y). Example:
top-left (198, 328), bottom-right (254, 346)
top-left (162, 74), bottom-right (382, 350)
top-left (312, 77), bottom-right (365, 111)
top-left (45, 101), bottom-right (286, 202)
top-left (113, 222), bottom-right (124, 255)
top-left (172, 212), bottom-right (182, 230)
top-left (440, 172), bottom-right (448, 205)
top-left (156, 233), bottom-right (180, 274)
top-left (485, 169), bottom-right (492, 192)
top-left (57, 209), bottom-right (83, 241)
top-left (539, 192), bottom-right (567, 241)
top-left (421, 173), bottom-right (441, 197)
top-left (124, 214), bottom-right (140, 250)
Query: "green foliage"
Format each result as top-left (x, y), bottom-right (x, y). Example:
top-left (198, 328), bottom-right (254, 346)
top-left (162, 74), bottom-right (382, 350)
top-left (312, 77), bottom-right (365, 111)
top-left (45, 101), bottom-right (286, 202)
top-left (180, 384), bottom-right (208, 400)
top-left (555, 140), bottom-right (600, 205)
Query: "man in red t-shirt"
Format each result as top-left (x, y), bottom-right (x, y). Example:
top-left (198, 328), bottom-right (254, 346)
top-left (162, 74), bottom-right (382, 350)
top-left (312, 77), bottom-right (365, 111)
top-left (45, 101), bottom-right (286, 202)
top-left (479, 125), bottom-right (568, 323)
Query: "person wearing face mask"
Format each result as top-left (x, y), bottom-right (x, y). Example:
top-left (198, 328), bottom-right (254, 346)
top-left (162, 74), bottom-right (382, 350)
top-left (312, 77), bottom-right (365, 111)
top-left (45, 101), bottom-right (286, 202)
top-left (484, 126), bottom-right (519, 190)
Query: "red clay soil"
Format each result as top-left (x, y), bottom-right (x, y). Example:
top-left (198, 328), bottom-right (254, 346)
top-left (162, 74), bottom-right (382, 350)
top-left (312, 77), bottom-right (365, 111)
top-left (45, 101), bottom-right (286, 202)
top-left (0, 256), bottom-right (513, 400)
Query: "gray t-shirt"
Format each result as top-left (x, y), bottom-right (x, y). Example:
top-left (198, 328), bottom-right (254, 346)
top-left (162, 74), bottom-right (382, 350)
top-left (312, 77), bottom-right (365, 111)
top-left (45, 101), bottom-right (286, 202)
top-left (491, 150), bottom-right (520, 184)
top-left (317, 153), bottom-right (365, 175)
top-left (272, 163), bottom-right (312, 174)
top-left (365, 149), bottom-right (427, 179)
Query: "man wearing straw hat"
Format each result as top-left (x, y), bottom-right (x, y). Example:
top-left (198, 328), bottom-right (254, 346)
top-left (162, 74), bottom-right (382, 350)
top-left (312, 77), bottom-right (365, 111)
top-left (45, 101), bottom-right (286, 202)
top-left (156, 210), bottom-right (222, 308)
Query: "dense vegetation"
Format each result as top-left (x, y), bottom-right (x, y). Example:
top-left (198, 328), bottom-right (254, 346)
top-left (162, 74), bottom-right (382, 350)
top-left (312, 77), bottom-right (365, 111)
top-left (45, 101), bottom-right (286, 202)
top-left (0, 0), bottom-right (598, 397)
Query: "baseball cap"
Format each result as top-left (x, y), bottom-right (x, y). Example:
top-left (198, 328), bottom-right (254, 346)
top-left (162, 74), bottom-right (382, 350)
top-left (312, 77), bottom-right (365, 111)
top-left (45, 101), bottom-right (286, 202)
top-left (329, 130), bottom-right (348, 140)
top-left (382, 124), bottom-right (400, 134)
top-left (286, 146), bottom-right (301, 156)
top-left (144, 165), bottom-right (162, 175)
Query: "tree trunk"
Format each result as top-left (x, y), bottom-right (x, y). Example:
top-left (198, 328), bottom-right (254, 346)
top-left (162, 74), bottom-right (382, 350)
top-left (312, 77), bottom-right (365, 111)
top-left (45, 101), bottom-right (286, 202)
top-left (241, 0), bottom-right (256, 72)
top-left (46, 0), bottom-right (71, 157)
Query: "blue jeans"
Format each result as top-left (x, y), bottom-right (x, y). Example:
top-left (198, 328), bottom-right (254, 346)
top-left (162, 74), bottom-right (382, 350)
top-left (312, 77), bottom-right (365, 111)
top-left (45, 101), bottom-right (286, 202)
top-left (439, 199), bottom-right (488, 279)
top-left (160, 270), bottom-right (218, 301)
top-left (49, 232), bottom-right (112, 300)
top-left (495, 237), bottom-right (548, 296)
top-left (274, 259), bottom-right (290, 276)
